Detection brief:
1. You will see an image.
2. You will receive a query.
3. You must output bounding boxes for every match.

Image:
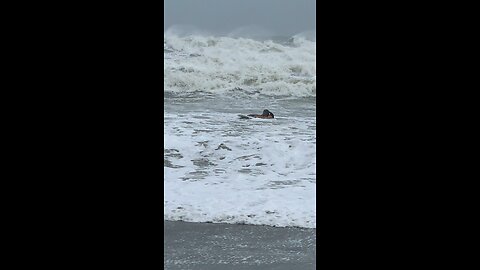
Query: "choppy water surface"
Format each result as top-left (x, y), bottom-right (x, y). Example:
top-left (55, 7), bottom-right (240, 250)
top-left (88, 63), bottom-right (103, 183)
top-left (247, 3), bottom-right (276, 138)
top-left (164, 33), bottom-right (316, 228)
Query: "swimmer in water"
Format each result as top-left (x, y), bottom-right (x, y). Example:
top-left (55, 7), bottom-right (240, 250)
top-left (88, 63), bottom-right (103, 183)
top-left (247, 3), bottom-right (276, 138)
top-left (248, 109), bottom-right (275, 119)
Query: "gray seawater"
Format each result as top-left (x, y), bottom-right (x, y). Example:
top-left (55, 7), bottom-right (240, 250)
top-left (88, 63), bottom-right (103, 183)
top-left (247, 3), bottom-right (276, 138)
top-left (164, 92), bottom-right (316, 182)
top-left (164, 93), bottom-right (316, 228)
top-left (164, 34), bottom-right (316, 228)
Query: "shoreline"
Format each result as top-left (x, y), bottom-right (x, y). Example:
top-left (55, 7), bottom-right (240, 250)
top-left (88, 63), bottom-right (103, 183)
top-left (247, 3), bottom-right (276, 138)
top-left (164, 220), bottom-right (316, 270)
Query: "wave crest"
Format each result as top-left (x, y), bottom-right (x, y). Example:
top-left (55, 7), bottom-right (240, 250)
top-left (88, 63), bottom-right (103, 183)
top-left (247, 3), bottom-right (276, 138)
top-left (164, 34), bottom-right (316, 97)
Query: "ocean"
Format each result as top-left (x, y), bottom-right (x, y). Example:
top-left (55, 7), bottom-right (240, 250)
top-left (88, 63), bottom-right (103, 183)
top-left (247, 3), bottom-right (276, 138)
top-left (164, 32), bottom-right (316, 229)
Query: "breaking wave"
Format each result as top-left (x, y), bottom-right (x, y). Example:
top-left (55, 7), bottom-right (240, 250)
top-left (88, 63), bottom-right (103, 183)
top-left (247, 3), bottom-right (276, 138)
top-left (164, 33), bottom-right (316, 97)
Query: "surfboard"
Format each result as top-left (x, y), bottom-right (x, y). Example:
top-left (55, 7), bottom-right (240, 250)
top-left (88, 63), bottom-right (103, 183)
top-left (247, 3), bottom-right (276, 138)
top-left (238, 114), bottom-right (252, 119)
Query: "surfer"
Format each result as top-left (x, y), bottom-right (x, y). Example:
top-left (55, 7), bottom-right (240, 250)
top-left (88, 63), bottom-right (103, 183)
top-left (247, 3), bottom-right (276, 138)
top-left (248, 109), bottom-right (275, 119)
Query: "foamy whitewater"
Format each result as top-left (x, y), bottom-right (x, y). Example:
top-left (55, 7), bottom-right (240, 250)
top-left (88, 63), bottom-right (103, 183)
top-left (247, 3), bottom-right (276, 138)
top-left (164, 31), bottom-right (316, 228)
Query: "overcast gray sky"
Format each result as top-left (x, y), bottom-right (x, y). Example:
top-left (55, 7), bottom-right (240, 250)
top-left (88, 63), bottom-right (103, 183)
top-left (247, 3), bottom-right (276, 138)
top-left (164, 0), bottom-right (316, 36)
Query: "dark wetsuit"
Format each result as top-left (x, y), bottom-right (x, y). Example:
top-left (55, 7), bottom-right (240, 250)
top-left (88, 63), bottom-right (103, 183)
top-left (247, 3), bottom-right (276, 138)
top-left (248, 109), bottom-right (274, 119)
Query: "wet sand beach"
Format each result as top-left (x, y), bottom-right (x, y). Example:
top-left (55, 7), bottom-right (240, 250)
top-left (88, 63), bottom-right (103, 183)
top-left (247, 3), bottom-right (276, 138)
top-left (164, 221), bottom-right (316, 270)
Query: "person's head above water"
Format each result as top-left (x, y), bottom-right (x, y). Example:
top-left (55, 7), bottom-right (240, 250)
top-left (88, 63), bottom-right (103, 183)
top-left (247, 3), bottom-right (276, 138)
top-left (262, 110), bottom-right (274, 118)
top-left (248, 109), bottom-right (274, 119)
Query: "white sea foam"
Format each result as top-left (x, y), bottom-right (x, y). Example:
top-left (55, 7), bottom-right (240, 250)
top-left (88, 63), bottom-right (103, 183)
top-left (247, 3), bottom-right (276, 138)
top-left (164, 33), bottom-right (316, 97)
top-left (164, 31), bottom-right (316, 228)
top-left (164, 110), bottom-right (316, 228)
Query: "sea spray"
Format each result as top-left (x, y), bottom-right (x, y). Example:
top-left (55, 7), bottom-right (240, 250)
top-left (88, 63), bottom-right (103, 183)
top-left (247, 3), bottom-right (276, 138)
top-left (164, 33), bottom-right (316, 97)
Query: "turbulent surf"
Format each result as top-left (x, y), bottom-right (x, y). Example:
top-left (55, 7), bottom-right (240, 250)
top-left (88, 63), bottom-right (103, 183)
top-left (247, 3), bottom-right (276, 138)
top-left (164, 32), bottom-right (316, 228)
